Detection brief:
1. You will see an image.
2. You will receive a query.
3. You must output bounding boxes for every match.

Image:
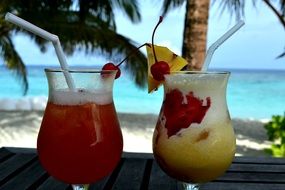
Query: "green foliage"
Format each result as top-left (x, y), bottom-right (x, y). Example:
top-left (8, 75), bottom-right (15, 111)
top-left (264, 114), bottom-right (285, 157)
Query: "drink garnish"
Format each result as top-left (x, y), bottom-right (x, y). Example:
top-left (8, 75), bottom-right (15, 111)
top-left (150, 16), bottom-right (170, 81)
top-left (102, 62), bottom-right (121, 79)
top-left (146, 16), bottom-right (187, 93)
top-left (102, 16), bottom-right (187, 89)
top-left (163, 89), bottom-right (211, 137)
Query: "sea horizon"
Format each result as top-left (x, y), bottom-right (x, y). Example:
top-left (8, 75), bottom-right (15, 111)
top-left (1, 65), bottom-right (285, 120)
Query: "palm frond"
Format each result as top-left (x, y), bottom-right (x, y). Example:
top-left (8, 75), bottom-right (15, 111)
top-left (89, 29), bottom-right (148, 88)
top-left (78, 0), bottom-right (115, 27)
top-left (12, 9), bottom-right (147, 88)
top-left (160, 0), bottom-right (185, 17)
top-left (114, 0), bottom-right (141, 23)
top-left (263, 0), bottom-right (285, 29)
top-left (116, 39), bottom-right (147, 88)
top-left (0, 0), bottom-right (146, 94)
top-left (0, 36), bottom-right (28, 95)
top-left (276, 49), bottom-right (285, 58)
top-left (280, 0), bottom-right (285, 16)
top-left (212, 0), bottom-right (247, 20)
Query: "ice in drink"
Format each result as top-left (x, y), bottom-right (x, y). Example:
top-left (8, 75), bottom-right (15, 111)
top-left (37, 89), bottom-right (123, 184)
top-left (153, 72), bottom-right (236, 183)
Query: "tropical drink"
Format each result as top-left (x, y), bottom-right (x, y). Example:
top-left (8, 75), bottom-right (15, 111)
top-left (152, 72), bottom-right (236, 183)
top-left (37, 69), bottom-right (123, 185)
top-left (145, 17), bottom-right (236, 186)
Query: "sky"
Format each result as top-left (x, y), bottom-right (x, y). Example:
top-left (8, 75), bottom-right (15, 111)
top-left (7, 0), bottom-right (285, 70)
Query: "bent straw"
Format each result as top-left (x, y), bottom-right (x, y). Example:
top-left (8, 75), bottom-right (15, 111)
top-left (5, 12), bottom-right (75, 91)
top-left (202, 20), bottom-right (245, 71)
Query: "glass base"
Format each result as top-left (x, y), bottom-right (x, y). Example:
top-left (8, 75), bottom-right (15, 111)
top-left (72, 184), bottom-right (89, 190)
top-left (182, 183), bottom-right (199, 190)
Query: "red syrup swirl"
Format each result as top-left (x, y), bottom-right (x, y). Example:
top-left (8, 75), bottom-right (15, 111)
top-left (163, 89), bottom-right (211, 137)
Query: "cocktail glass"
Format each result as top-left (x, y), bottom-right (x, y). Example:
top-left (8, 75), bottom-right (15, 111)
top-left (152, 71), bottom-right (236, 189)
top-left (37, 69), bottom-right (123, 189)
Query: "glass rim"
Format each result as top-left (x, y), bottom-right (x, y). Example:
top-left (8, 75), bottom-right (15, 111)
top-left (169, 71), bottom-right (230, 75)
top-left (44, 68), bottom-right (117, 74)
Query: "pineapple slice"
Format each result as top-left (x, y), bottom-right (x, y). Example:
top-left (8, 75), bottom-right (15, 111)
top-left (146, 44), bottom-right (188, 93)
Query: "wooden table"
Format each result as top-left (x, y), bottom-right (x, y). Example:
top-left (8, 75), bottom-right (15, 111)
top-left (0, 147), bottom-right (285, 190)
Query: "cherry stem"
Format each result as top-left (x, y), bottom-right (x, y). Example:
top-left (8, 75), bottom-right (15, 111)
top-left (117, 43), bottom-right (148, 67)
top-left (151, 16), bottom-right (163, 63)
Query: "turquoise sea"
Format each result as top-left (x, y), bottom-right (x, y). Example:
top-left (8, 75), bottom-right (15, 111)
top-left (1, 65), bottom-right (285, 119)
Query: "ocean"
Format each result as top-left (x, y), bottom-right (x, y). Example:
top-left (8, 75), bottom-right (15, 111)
top-left (1, 65), bottom-right (285, 120)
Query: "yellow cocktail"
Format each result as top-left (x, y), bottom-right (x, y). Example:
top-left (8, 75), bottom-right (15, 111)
top-left (153, 71), bottom-right (236, 183)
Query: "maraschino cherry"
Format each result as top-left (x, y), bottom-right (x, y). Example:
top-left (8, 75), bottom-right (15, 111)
top-left (150, 16), bottom-right (170, 81)
top-left (102, 43), bottom-right (147, 79)
top-left (102, 62), bottom-right (121, 79)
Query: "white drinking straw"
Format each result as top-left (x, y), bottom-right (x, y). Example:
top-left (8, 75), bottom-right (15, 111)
top-left (5, 12), bottom-right (76, 91)
top-left (202, 20), bottom-right (245, 71)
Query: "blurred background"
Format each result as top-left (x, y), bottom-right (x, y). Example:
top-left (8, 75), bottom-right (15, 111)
top-left (0, 0), bottom-right (284, 119)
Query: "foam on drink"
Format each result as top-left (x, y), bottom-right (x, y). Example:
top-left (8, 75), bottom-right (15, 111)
top-left (49, 89), bottom-right (113, 105)
top-left (165, 73), bottom-right (228, 94)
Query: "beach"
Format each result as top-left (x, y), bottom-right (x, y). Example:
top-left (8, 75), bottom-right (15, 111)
top-left (0, 111), bottom-right (271, 157)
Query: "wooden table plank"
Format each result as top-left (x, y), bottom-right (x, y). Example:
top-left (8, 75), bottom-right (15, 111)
top-left (0, 159), bottom-right (48, 190)
top-left (89, 176), bottom-right (110, 190)
top-left (148, 161), bottom-right (179, 190)
top-left (217, 172), bottom-right (285, 183)
top-left (228, 163), bottom-right (285, 173)
top-left (112, 158), bottom-right (148, 190)
top-left (123, 152), bottom-right (153, 159)
top-left (3, 147), bottom-right (36, 154)
top-left (37, 176), bottom-right (70, 190)
top-left (88, 159), bottom-right (125, 190)
top-left (234, 156), bottom-right (285, 164)
top-left (200, 182), bottom-right (285, 190)
top-left (1, 147), bottom-right (285, 190)
top-left (0, 153), bottom-right (36, 184)
top-left (0, 147), bottom-right (14, 162)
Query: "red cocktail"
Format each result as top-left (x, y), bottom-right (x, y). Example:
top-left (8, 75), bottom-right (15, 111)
top-left (37, 69), bottom-right (123, 187)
